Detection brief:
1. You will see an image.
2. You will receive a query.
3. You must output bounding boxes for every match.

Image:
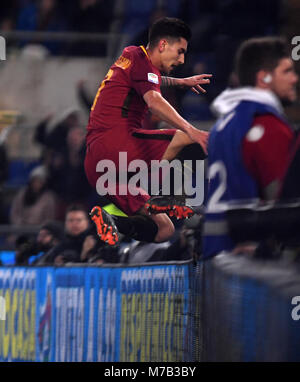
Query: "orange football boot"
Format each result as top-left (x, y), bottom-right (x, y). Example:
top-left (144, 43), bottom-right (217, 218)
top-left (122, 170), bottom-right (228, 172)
top-left (90, 206), bottom-right (119, 246)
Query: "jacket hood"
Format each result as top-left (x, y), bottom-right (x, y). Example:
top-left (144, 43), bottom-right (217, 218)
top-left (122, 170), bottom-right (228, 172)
top-left (211, 87), bottom-right (283, 117)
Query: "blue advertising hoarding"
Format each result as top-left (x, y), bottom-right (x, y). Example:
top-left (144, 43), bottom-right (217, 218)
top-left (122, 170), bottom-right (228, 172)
top-left (0, 264), bottom-right (189, 362)
top-left (0, 258), bottom-right (299, 362)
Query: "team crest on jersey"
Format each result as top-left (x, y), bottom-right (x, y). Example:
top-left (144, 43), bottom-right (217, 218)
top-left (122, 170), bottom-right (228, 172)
top-left (148, 73), bottom-right (159, 84)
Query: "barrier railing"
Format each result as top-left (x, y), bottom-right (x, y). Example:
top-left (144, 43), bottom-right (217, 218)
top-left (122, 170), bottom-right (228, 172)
top-left (191, 254), bottom-right (300, 361)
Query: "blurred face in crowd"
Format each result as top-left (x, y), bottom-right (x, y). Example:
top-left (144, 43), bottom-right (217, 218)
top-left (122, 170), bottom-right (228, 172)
top-left (65, 211), bottom-right (89, 236)
top-left (67, 126), bottom-right (85, 150)
top-left (65, 112), bottom-right (80, 128)
top-left (37, 228), bottom-right (53, 246)
top-left (265, 58), bottom-right (298, 103)
top-left (30, 176), bottom-right (46, 193)
top-left (41, 0), bottom-right (56, 12)
top-left (80, 0), bottom-right (98, 9)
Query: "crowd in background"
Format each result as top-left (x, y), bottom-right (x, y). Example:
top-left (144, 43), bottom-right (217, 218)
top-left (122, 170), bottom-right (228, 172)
top-left (1, 0), bottom-right (282, 98)
top-left (0, 0), bottom-right (296, 266)
top-left (0, 0), bottom-right (284, 120)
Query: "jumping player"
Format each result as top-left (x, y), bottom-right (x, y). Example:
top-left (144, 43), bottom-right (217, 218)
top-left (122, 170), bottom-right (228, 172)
top-left (84, 17), bottom-right (212, 245)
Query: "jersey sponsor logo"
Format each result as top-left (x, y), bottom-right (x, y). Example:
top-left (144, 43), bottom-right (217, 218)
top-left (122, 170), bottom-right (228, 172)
top-left (148, 73), bottom-right (159, 84)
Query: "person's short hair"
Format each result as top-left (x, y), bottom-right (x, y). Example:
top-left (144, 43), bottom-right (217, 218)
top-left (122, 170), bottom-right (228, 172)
top-left (235, 37), bottom-right (290, 86)
top-left (65, 204), bottom-right (88, 219)
top-left (40, 221), bottom-right (64, 241)
top-left (148, 17), bottom-right (191, 49)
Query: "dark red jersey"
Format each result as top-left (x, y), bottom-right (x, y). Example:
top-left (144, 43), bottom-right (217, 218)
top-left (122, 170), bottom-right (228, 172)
top-left (84, 45), bottom-right (178, 215)
top-left (86, 45), bottom-right (161, 145)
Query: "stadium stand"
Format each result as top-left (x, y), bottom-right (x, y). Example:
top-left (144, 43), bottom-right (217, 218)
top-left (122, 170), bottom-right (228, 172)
top-left (0, 0), bottom-right (300, 363)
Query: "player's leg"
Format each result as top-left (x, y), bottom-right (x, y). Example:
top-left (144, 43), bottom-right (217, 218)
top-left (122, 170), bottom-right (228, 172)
top-left (86, 129), bottom-right (204, 245)
top-left (91, 204), bottom-right (174, 244)
top-left (132, 128), bottom-right (207, 162)
top-left (132, 129), bottom-right (206, 218)
top-left (161, 130), bottom-right (193, 161)
top-left (113, 209), bottom-right (174, 243)
top-left (160, 130), bottom-right (207, 161)
top-left (138, 205), bottom-right (175, 242)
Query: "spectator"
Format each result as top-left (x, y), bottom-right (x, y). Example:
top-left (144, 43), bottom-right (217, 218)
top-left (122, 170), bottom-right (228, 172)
top-left (0, 0), bottom-right (18, 36)
top-left (0, 144), bottom-right (9, 223)
top-left (10, 165), bottom-right (57, 226)
top-left (203, 37), bottom-right (298, 259)
top-left (14, 235), bottom-right (35, 265)
top-left (16, 0), bottom-right (67, 55)
top-left (0, 145), bottom-right (8, 185)
top-left (48, 125), bottom-right (92, 215)
top-left (38, 204), bottom-right (94, 265)
top-left (34, 110), bottom-right (93, 217)
top-left (76, 80), bottom-right (93, 112)
top-left (66, 0), bottom-right (115, 57)
top-left (81, 234), bottom-right (120, 264)
top-left (15, 220), bottom-right (64, 265)
top-left (34, 108), bottom-right (80, 155)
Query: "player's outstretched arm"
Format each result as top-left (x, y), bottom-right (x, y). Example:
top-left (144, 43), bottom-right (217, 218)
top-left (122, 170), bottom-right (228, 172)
top-left (161, 74), bottom-right (212, 94)
top-left (143, 90), bottom-right (208, 154)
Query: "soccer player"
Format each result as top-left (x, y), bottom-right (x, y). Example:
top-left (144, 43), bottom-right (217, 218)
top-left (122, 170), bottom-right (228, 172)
top-left (203, 37), bottom-right (299, 258)
top-left (84, 17), bottom-right (212, 245)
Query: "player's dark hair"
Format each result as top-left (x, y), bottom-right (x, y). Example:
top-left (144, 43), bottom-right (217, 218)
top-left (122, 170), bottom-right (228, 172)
top-left (235, 37), bottom-right (289, 86)
top-left (148, 17), bottom-right (191, 49)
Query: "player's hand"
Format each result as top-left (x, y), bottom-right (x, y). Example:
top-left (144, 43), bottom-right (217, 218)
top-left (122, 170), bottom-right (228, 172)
top-left (181, 74), bottom-right (212, 94)
top-left (187, 128), bottom-right (209, 155)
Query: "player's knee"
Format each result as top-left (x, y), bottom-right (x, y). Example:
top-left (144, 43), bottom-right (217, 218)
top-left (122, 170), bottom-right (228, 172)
top-left (154, 217), bottom-right (175, 243)
top-left (173, 130), bottom-right (193, 148)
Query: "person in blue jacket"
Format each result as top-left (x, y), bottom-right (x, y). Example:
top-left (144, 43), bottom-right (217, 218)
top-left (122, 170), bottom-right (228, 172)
top-left (203, 36), bottom-right (298, 258)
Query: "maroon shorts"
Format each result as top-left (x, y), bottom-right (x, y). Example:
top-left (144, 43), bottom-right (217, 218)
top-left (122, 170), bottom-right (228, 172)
top-left (84, 127), bottom-right (176, 215)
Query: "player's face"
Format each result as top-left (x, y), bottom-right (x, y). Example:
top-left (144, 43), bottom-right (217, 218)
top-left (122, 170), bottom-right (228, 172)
top-left (160, 37), bottom-right (188, 74)
top-left (271, 58), bottom-right (298, 103)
